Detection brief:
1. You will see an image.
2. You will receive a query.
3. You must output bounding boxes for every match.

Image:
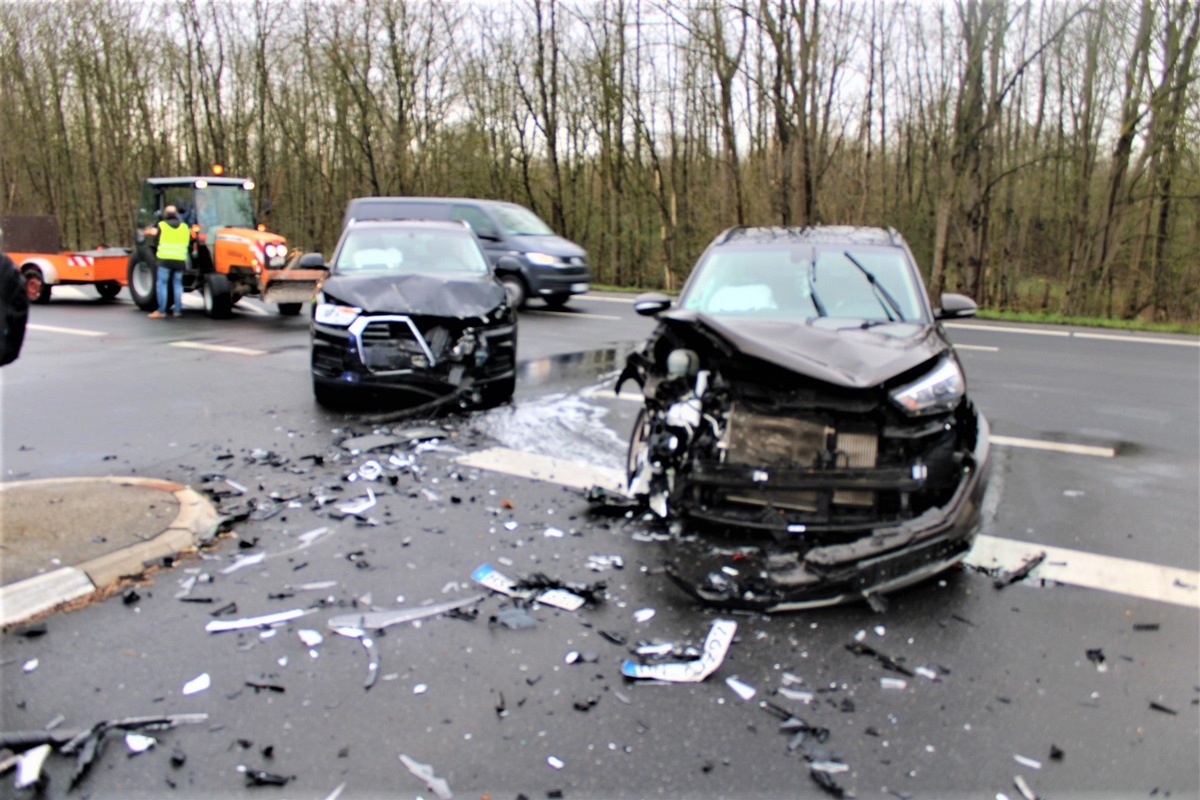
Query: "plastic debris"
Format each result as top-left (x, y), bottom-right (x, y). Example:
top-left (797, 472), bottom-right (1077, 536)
top-left (398, 753), bottom-right (452, 800)
top-left (543, 526), bottom-right (565, 538)
top-left (206, 608), bottom-right (311, 633)
top-left (633, 608), bottom-right (656, 623)
top-left (779, 686), bottom-right (814, 703)
top-left (621, 619), bottom-right (737, 682)
top-left (994, 551), bottom-right (1047, 588)
top-left (880, 677), bottom-right (908, 690)
top-left (323, 783), bottom-right (347, 800)
top-left (298, 629), bottom-right (324, 647)
top-left (14, 744), bottom-right (51, 790)
top-left (334, 489), bottom-right (377, 517)
top-left (357, 460), bottom-right (384, 481)
top-left (1014, 754), bottom-right (1042, 770)
top-left (221, 551), bottom-right (266, 575)
top-left (182, 673), bottom-right (211, 695)
top-left (329, 627), bottom-right (381, 690)
top-left (845, 642), bottom-right (915, 677)
top-left (471, 564), bottom-right (586, 611)
top-left (238, 765), bottom-right (291, 786)
top-left (340, 434), bottom-right (404, 453)
top-left (493, 607), bottom-right (539, 630)
top-left (726, 676), bottom-right (756, 701)
top-left (124, 733), bottom-right (156, 754)
top-left (1013, 774), bottom-right (1040, 800)
top-left (586, 554), bottom-right (625, 571)
top-left (1149, 701), bottom-right (1178, 715)
top-left (22, 658), bottom-right (38, 673)
top-left (326, 594), bottom-right (484, 633)
top-left (547, 755), bottom-right (565, 769)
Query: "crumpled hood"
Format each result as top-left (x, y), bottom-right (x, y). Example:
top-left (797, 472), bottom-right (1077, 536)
top-left (510, 234), bottom-right (585, 258)
top-left (324, 272), bottom-right (505, 318)
top-left (661, 310), bottom-right (948, 388)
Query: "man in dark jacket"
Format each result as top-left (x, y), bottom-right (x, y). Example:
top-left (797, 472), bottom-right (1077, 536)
top-left (0, 225), bottom-right (30, 366)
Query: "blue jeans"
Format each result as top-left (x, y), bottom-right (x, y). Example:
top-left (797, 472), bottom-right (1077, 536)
top-left (156, 263), bottom-right (184, 313)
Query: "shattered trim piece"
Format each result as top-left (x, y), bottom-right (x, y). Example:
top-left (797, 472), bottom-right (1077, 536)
top-left (471, 564), bottom-right (585, 611)
top-left (398, 754), bottom-right (453, 800)
top-left (326, 594), bottom-right (484, 632)
top-left (621, 619), bottom-right (737, 682)
top-left (205, 608), bottom-right (311, 633)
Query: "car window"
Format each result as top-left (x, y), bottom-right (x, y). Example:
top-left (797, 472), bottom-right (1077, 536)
top-left (491, 204), bottom-right (554, 236)
top-left (335, 229), bottom-right (489, 275)
top-left (681, 246), bottom-right (923, 322)
top-left (451, 205), bottom-right (498, 238)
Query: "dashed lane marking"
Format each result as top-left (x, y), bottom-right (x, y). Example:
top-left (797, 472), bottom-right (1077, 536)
top-left (28, 323), bottom-right (106, 337)
top-left (945, 322), bottom-right (1199, 347)
top-left (990, 435), bottom-right (1115, 458)
top-left (954, 344), bottom-right (1000, 352)
top-left (528, 310), bottom-right (623, 321)
top-left (170, 341), bottom-right (267, 356)
top-left (457, 446), bottom-right (1200, 609)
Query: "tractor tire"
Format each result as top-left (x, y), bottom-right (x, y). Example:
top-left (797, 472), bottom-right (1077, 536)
top-left (95, 281), bottom-right (122, 301)
top-left (202, 273), bottom-right (233, 319)
top-left (127, 255), bottom-right (157, 311)
top-left (278, 302), bottom-right (303, 317)
top-left (22, 267), bottom-right (51, 304)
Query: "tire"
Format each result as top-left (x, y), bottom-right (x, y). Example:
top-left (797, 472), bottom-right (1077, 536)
top-left (544, 293), bottom-right (570, 309)
top-left (278, 302), bottom-right (303, 316)
top-left (127, 255), bottom-right (157, 311)
top-left (202, 273), bottom-right (233, 319)
top-left (95, 281), bottom-right (122, 301)
top-left (313, 381), bottom-right (346, 409)
top-left (626, 407), bottom-right (649, 483)
top-left (499, 274), bottom-right (527, 309)
top-left (21, 267), bottom-right (51, 304)
top-left (478, 375), bottom-right (516, 408)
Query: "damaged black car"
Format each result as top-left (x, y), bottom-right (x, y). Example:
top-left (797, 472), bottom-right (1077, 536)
top-left (617, 226), bottom-right (991, 611)
top-left (310, 220), bottom-right (516, 408)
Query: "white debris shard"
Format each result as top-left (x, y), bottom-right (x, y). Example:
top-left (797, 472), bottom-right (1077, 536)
top-left (398, 754), bottom-right (452, 800)
top-left (725, 676), bottom-right (757, 701)
top-left (182, 672), bottom-right (211, 695)
top-left (621, 619), bottom-right (737, 682)
top-left (205, 608), bottom-right (311, 633)
top-left (124, 733), bottom-right (157, 754)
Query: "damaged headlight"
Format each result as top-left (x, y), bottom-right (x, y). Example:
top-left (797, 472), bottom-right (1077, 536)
top-left (890, 357), bottom-right (964, 416)
top-left (314, 293), bottom-right (361, 327)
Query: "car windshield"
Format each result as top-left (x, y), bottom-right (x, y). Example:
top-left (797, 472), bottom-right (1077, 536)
top-left (334, 228), bottom-right (490, 276)
top-left (491, 204), bottom-right (554, 236)
top-left (680, 246), bottom-right (925, 322)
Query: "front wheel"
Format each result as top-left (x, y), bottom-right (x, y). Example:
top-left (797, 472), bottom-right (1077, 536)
top-left (544, 293), bottom-right (570, 309)
top-left (202, 273), bottom-right (233, 319)
top-left (499, 274), bottom-right (527, 310)
top-left (95, 281), bottom-right (122, 301)
top-left (21, 267), bottom-right (51, 304)
top-left (478, 375), bottom-right (516, 408)
top-left (127, 255), bottom-right (157, 311)
top-left (277, 302), bottom-right (303, 316)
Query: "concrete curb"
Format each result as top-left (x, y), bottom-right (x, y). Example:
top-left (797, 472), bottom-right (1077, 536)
top-left (0, 477), bottom-right (221, 628)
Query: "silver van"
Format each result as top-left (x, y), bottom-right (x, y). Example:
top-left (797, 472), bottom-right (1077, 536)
top-left (342, 197), bottom-right (589, 309)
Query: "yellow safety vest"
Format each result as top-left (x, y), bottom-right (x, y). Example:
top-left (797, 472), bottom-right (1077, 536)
top-left (156, 221), bottom-right (190, 261)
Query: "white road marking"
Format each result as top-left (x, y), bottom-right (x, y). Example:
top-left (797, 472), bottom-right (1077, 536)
top-left (458, 446), bottom-right (1199, 609)
top-left (170, 341), bottom-right (267, 356)
top-left (945, 322), bottom-right (1198, 347)
top-left (966, 535), bottom-right (1199, 609)
top-left (28, 323), bottom-right (106, 337)
top-left (954, 344), bottom-right (1000, 352)
top-left (991, 435), bottom-right (1115, 458)
top-left (529, 309), bottom-right (623, 321)
top-left (579, 294), bottom-right (638, 304)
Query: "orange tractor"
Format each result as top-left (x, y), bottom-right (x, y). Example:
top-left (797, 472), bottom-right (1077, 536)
top-left (126, 171), bottom-right (326, 317)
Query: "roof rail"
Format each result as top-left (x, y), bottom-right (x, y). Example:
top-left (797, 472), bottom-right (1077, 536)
top-left (886, 226), bottom-right (903, 246)
top-left (719, 226), bottom-right (749, 244)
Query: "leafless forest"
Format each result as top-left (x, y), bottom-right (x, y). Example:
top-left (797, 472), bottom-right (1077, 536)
top-left (1, 0), bottom-right (1196, 321)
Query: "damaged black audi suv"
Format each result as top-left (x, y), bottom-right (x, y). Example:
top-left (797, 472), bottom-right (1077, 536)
top-left (310, 220), bottom-right (516, 408)
top-left (617, 226), bottom-right (991, 611)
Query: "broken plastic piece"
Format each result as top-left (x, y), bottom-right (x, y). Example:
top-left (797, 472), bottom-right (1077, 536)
top-left (994, 551), bottom-right (1047, 588)
top-left (334, 489), bottom-right (377, 517)
top-left (298, 629), bottom-right (324, 647)
top-left (14, 744), bottom-right (51, 790)
top-left (357, 460), bottom-right (384, 481)
top-left (586, 554), bottom-right (625, 571)
top-left (726, 676), bottom-right (756, 701)
top-left (1149, 701), bottom-right (1178, 715)
top-left (547, 755), bottom-right (565, 769)
top-left (471, 564), bottom-right (585, 610)
top-left (329, 627), bottom-right (381, 690)
top-left (124, 733), bottom-right (156, 754)
top-left (633, 608), bottom-right (656, 623)
top-left (221, 551), bottom-right (266, 575)
top-left (621, 619), bottom-right (737, 682)
top-left (1013, 774), bottom-right (1040, 800)
top-left (880, 677), bottom-right (907, 690)
top-left (238, 765), bottom-right (291, 786)
top-left (326, 594), bottom-right (484, 633)
top-left (22, 658), bottom-right (38, 673)
top-left (182, 673), bottom-right (211, 696)
top-left (1014, 754), bottom-right (1042, 770)
top-left (206, 608), bottom-right (311, 633)
top-left (845, 642), bottom-right (915, 677)
top-left (398, 754), bottom-right (452, 800)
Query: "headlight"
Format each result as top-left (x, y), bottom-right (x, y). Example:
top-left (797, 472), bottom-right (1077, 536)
top-left (525, 252), bottom-right (559, 266)
top-left (890, 358), bottom-right (964, 416)
top-left (314, 298), bottom-right (361, 327)
top-left (265, 243), bottom-right (286, 258)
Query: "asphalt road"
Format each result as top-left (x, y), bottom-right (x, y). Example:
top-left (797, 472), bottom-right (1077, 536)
top-left (1, 287), bottom-right (1197, 800)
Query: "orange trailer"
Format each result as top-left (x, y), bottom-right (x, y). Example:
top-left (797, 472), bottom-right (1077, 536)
top-left (1, 214), bottom-right (130, 303)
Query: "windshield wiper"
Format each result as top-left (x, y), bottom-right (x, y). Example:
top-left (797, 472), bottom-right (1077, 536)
top-left (806, 260), bottom-right (828, 317)
top-left (842, 250), bottom-right (906, 322)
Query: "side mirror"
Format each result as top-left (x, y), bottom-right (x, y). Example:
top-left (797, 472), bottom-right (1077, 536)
top-left (633, 292), bottom-right (673, 317)
top-left (936, 292), bottom-right (977, 320)
top-left (474, 228), bottom-right (502, 243)
top-left (297, 252), bottom-right (328, 270)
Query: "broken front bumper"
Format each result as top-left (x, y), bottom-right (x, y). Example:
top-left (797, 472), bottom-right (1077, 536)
top-left (664, 414), bottom-right (991, 612)
top-left (311, 315), bottom-right (516, 401)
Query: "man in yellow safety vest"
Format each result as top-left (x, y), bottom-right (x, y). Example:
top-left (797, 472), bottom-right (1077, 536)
top-left (146, 205), bottom-right (190, 318)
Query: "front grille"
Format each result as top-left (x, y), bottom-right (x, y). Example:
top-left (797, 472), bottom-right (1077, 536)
top-left (359, 320), bottom-right (429, 372)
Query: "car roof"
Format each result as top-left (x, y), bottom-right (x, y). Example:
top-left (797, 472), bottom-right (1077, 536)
top-left (343, 219), bottom-right (473, 232)
top-left (711, 225), bottom-right (905, 248)
top-left (145, 177), bottom-right (252, 187)
top-left (346, 196), bottom-right (513, 207)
